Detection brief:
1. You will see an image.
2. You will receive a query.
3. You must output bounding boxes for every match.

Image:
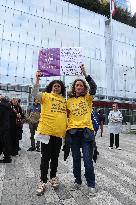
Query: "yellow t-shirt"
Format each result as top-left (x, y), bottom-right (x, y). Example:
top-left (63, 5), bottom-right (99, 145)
top-left (36, 92), bottom-right (67, 138)
top-left (67, 93), bottom-right (93, 130)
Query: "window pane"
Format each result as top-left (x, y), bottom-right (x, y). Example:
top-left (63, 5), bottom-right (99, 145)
top-left (24, 46), bottom-right (33, 77)
top-left (0, 6), bottom-right (6, 25)
top-left (43, 0), bottom-right (51, 19)
top-left (8, 43), bottom-right (18, 76)
top-left (68, 4), bottom-right (79, 28)
top-left (16, 45), bottom-right (26, 77)
top-left (0, 0), bottom-right (6, 6)
top-left (0, 40), bottom-right (10, 75)
top-left (62, 1), bottom-right (69, 24)
top-left (7, 0), bottom-right (15, 8)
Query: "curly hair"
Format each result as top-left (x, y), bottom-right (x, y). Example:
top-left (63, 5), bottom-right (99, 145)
top-left (45, 80), bottom-right (66, 97)
top-left (69, 79), bottom-right (88, 98)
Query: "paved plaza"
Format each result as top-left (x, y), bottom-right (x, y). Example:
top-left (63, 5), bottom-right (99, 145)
top-left (0, 124), bottom-right (136, 205)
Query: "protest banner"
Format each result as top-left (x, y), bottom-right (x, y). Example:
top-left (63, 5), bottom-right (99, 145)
top-left (38, 47), bottom-right (83, 76)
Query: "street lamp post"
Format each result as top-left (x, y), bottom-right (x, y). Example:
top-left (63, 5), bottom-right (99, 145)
top-left (124, 73), bottom-right (127, 98)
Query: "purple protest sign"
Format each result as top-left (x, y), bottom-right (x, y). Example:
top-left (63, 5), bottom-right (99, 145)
top-left (38, 48), bottom-right (60, 76)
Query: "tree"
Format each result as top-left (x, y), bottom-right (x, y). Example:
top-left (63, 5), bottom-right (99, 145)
top-left (130, 13), bottom-right (136, 28)
top-left (63, 0), bottom-right (136, 28)
top-left (113, 7), bottom-right (131, 26)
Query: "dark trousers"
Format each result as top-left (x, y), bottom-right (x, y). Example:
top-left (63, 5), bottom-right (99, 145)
top-left (0, 130), bottom-right (12, 159)
top-left (71, 133), bottom-right (95, 188)
top-left (110, 133), bottom-right (119, 148)
top-left (29, 123), bottom-right (40, 149)
top-left (40, 136), bottom-right (62, 183)
top-left (12, 127), bottom-right (22, 155)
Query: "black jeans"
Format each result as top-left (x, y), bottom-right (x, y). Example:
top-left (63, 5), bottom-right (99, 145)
top-left (0, 130), bottom-right (12, 159)
top-left (71, 132), bottom-right (95, 188)
top-left (40, 136), bottom-right (62, 183)
top-left (110, 133), bottom-right (119, 148)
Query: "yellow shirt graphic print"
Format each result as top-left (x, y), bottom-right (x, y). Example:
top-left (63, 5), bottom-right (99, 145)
top-left (67, 94), bottom-right (93, 130)
top-left (36, 92), bottom-right (67, 138)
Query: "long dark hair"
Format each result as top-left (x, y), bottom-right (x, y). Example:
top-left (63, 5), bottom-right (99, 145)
top-left (45, 80), bottom-right (66, 97)
top-left (69, 79), bottom-right (88, 98)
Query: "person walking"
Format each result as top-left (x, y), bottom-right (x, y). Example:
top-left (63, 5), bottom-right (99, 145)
top-left (66, 64), bottom-right (97, 196)
top-left (27, 98), bottom-right (41, 152)
top-left (108, 103), bottom-right (123, 150)
top-left (32, 71), bottom-right (67, 196)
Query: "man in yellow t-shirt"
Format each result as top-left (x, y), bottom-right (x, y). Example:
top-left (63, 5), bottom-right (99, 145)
top-left (66, 64), bottom-right (97, 196)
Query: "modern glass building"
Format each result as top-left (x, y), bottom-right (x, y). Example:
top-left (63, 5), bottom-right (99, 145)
top-left (0, 0), bottom-right (136, 117)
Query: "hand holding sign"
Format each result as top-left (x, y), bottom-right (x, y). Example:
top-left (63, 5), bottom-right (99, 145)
top-left (35, 70), bottom-right (42, 84)
top-left (80, 64), bottom-right (87, 78)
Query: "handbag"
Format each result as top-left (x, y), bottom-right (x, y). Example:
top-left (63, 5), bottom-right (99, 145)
top-left (83, 128), bottom-right (94, 142)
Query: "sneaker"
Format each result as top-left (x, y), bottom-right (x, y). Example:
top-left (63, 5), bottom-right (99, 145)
top-left (36, 181), bottom-right (46, 196)
top-left (27, 147), bottom-right (35, 151)
top-left (116, 147), bottom-right (122, 150)
top-left (108, 146), bottom-right (113, 149)
top-left (70, 182), bottom-right (81, 191)
top-left (88, 187), bottom-right (96, 196)
top-left (50, 177), bottom-right (59, 189)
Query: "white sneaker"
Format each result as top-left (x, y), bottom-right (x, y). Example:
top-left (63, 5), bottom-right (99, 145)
top-left (88, 187), bottom-right (96, 196)
top-left (108, 146), bottom-right (113, 149)
top-left (36, 181), bottom-right (46, 196)
top-left (50, 177), bottom-right (59, 189)
top-left (116, 147), bottom-right (122, 150)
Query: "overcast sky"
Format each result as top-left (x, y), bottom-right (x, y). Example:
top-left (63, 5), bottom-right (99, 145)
top-left (130, 0), bottom-right (136, 14)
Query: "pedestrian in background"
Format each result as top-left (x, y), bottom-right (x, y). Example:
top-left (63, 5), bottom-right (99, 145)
top-left (98, 109), bottom-right (105, 137)
top-left (10, 98), bottom-right (24, 155)
top-left (27, 98), bottom-right (41, 152)
top-left (108, 103), bottom-right (123, 150)
top-left (32, 71), bottom-right (67, 196)
top-left (66, 64), bottom-right (97, 196)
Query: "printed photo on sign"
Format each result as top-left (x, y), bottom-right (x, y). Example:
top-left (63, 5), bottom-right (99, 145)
top-left (38, 47), bottom-right (83, 76)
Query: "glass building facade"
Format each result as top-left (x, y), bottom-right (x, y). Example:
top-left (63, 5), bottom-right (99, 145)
top-left (0, 0), bottom-right (136, 110)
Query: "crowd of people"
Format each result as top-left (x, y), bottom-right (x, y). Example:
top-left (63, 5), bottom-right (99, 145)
top-left (0, 96), bottom-right (25, 163)
top-left (0, 64), bottom-right (123, 197)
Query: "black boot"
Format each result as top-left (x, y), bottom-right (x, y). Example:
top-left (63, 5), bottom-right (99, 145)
top-left (3, 157), bottom-right (12, 163)
top-left (27, 147), bottom-right (35, 151)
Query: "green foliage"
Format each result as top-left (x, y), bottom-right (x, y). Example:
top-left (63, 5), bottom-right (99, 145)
top-left (113, 7), bottom-right (132, 26)
top-left (64, 0), bottom-right (136, 28)
top-left (130, 13), bottom-right (136, 28)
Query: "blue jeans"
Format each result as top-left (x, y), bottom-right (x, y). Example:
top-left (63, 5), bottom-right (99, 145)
top-left (71, 132), bottom-right (95, 188)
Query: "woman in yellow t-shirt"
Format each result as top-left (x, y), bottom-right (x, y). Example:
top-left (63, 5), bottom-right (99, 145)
top-left (32, 71), bottom-right (67, 196)
top-left (66, 64), bottom-right (97, 196)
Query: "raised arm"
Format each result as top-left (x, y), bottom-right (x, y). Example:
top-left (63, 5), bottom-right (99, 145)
top-left (80, 64), bottom-right (97, 95)
top-left (31, 71), bottom-right (42, 103)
